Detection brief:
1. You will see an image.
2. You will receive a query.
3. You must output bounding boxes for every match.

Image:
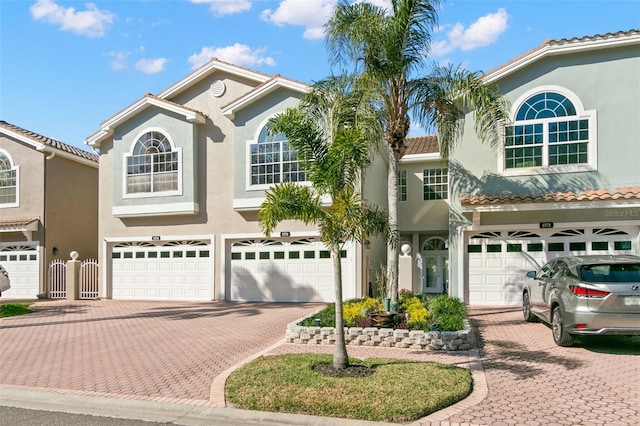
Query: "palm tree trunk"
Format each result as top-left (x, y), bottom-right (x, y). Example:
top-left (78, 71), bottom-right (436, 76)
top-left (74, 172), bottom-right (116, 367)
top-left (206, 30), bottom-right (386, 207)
top-left (387, 145), bottom-right (400, 309)
top-left (332, 246), bottom-right (349, 369)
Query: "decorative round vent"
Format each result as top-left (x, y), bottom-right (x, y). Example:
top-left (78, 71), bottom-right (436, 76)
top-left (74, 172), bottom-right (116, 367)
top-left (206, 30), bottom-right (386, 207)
top-left (210, 80), bottom-right (226, 97)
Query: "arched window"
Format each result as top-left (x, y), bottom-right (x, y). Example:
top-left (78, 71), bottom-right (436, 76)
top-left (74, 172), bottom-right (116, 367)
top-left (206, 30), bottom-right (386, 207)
top-left (248, 125), bottom-right (305, 186)
top-left (504, 88), bottom-right (595, 172)
top-left (423, 237), bottom-right (447, 251)
top-left (126, 131), bottom-right (179, 194)
top-left (0, 151), bottom-right (18, 205)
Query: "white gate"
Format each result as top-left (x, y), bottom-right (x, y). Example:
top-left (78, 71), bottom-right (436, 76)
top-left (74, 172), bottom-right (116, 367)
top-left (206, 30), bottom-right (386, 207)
top-left (80, 259), bottom-right (99, 299)
top-left (48, 260), bottom-right (66, 299)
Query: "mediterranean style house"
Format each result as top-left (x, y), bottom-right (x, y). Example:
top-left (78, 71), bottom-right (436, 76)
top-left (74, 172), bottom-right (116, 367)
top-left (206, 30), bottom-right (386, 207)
top-left (0, 121), bottom-right (99, 298)
top-left (86, 29), bottom-right (639, 306)
top-left (444, 29), bottom-right (640, 305)
top-left (86, 60), bottom-right (388, 302)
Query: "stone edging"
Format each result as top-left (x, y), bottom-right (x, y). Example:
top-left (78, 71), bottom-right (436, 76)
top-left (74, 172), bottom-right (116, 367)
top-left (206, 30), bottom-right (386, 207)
top-left (286, 315), bottom-right (473, 351)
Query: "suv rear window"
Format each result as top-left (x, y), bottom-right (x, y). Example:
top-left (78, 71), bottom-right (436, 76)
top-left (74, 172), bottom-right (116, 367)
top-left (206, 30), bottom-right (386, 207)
top-left (579, 263), bottom-right (640, 283)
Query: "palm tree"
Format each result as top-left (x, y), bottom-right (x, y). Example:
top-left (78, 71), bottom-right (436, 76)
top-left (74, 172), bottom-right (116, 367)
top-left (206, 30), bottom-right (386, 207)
top-left (259, 75), bottom-right (396, 370)
top-left (326, 0), bottom-right (509, 307)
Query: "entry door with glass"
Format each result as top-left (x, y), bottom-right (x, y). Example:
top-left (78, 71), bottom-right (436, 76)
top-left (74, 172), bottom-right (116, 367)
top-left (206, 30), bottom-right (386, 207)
top-left (422, 238), bottom-right (448, 294)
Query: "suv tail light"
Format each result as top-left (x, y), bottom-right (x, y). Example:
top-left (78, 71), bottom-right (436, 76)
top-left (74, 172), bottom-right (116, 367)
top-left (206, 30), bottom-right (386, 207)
top-left (569, 285), bottom-right (609, 298)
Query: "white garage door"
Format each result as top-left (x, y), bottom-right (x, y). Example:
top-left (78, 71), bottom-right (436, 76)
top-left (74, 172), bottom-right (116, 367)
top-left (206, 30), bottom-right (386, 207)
top-left (467, 227), bottom-right (637, 306)
top-left (229, 238), bottom-right (356, 302)
top-left (0, 245), bottom-right (39, 298)
top-left (111, 240), bottom-right (213, 301)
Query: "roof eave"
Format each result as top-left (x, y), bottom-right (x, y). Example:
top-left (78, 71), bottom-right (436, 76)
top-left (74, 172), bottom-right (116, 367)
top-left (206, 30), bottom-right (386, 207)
top-left (86, 96), bottom-right (206, 148)
top-left (1, 127), bottom-right (98, 166)
top-left (222, 78), bottom-right (309, 120)
top-left (483, 32), bottom-right (640, 84)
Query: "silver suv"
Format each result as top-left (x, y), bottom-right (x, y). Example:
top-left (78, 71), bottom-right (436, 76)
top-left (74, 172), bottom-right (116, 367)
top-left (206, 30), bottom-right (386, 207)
top-left (0, 264), bottom-right (10, 296)
top-left (523, 255), bottom-right (640, 346)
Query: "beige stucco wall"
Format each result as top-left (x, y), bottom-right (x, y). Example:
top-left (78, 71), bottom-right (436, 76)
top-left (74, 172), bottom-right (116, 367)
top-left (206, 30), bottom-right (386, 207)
top-left (44, 154), bottom-right (98, 264)
top-left (0, 136), bottom-right (45, 228)
top-left (398, 160), bottom-right (449, 233)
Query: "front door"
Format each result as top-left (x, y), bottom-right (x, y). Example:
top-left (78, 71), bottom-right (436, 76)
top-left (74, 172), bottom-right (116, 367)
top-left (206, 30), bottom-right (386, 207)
top-left (423, 254), bottom-right (448, 294)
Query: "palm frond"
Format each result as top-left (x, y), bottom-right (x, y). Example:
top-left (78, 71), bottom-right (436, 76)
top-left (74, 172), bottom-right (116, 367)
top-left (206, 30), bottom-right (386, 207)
top-left (258, 183), bottom-right (324, 237)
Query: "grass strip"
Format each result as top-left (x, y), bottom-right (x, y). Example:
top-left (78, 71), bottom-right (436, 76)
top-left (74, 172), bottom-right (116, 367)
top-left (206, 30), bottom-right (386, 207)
top-left (226, 353), bottom-right (471, 423)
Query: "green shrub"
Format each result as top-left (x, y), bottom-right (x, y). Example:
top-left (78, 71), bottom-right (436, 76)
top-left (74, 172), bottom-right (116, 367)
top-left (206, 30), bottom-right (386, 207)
top-left (299, 303), bottom-right (336, 327)
top-left (428, 295), bottom-right (467, 331)
top-left (298, 294), bottom-right (468, 332)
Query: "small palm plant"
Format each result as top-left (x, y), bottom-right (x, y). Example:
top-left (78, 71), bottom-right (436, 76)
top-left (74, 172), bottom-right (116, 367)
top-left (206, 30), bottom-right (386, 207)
top-left (259, 75), bottom-right (396, 370)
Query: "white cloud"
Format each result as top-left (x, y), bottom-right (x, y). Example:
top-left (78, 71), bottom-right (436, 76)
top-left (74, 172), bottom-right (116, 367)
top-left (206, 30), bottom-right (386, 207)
top-left (261, 0), bottom-right (337, 40)
top-left (29, 0), bottom-right (115, 38)
top-left (135, 58), bottom-right (168, 74)
top-left (107, 51), bottom-right (130, 70)
top-left (189, 0), bottom-right (251, 16)
top-left (188, 44), bottom-right (276, 70)
top-left (433, 8), bottom-right (509, 56)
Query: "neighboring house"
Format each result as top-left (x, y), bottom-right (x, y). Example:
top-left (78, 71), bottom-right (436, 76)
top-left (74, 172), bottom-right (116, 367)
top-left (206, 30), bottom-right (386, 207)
top-left (86, 59), bottom-right (386, 302)
top-left (444, 30), bottom-right (640, 306)
top-left (0, 121), bottom-right (99, 298)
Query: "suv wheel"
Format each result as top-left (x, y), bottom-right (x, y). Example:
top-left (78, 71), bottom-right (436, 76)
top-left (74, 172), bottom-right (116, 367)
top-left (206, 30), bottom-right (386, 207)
top-left (522, 292), bottom-right (537, 322)
top-left (551, 306), bottom-right (573, 347)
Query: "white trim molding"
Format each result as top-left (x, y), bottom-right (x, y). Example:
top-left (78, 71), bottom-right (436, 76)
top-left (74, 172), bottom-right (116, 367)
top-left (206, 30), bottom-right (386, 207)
top-left (112, 202), bottom-right (199, 217)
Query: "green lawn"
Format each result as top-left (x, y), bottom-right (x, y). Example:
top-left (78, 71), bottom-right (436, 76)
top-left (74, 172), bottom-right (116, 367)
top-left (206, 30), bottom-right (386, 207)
top-left (0, 302), bottom-right (33, 318)
top-left (226, 353), bottom-right (472, 423)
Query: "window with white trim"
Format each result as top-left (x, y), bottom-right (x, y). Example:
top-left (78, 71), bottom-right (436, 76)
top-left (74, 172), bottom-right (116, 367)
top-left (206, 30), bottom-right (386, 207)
top-left (0, 151), bottom-right (17, 206)
top-left (423, 168), bottom-right (448, 200)
top-left (399, 170), bottom-right (407, 202)
top-left (126, 131), bottom-right (179, 194)
top-left (249, 126), bottom-right (305, 186)
top-left (504, 90), bottom-right (596, 172)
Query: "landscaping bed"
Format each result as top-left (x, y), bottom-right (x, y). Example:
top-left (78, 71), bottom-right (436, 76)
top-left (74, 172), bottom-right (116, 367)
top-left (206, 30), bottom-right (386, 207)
top-left (287, 293), bottom-right (474, 351)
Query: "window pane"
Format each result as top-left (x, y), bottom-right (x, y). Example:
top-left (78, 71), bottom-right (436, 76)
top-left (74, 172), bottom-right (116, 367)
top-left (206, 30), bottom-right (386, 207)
top-left (423, 168), bottom-right (448, 200)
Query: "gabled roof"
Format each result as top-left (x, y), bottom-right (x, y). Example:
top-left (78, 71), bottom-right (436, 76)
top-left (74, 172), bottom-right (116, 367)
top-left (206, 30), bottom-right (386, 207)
top-left (461, 187), bottom-right (640, 209)
top-left (86, 94), bottom-right (206, 147)
top-left (0, 120), bottom-right (98, 166)
top-left (222, 75), bottom-right (309, 119)
top-left (483, 29), bottom-right (640, 83)
top-left (86, 58), bottom-right (284, 148)
top-left (156, 57), bottom-right (271, 99)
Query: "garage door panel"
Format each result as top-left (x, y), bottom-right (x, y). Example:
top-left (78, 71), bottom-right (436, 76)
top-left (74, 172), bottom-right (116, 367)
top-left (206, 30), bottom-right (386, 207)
top-left (230, 239), bottom-right (355, 302)
top-left (0, 247), bottom-right (40, 298)
top-left (467, 227), bottom-right (638, 306)
top-left (112, 242), bottom-right (212, 301)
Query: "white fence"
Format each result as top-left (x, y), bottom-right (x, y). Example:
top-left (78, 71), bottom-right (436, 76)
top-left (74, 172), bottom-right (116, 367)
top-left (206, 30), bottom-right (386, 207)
top-left (48, 259), bottom-right (99, 299)
top-left (48, 260), bottom-right (67, 299)
top-left (80, 259), bottom-right (99, 299)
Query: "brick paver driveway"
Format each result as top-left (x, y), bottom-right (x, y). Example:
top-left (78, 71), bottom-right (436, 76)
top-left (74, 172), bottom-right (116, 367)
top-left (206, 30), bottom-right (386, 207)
top-left (2, 301), bottom-right (639, 425)
top-left (0, 299), bottom-right (322, 402)
top-left (443, 307), bottom-right (640, 426)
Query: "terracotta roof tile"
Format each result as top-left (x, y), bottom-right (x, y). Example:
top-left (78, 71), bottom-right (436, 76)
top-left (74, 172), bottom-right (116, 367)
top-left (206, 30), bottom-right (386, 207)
top-left (483, 29), bottom-right (639, 78)
top-left (404, 135), bottom-right (439, 155)
top-left (460, 187), bottom-right (640, 206)
top-left (0, 217), bottom-right (39, 227)
top-left (0, 121), bottom-right (98, 162)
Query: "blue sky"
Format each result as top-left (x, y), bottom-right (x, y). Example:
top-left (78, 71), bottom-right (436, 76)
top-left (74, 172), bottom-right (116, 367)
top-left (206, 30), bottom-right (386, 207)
top-left (1, 0), bottom-right (638, 150)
